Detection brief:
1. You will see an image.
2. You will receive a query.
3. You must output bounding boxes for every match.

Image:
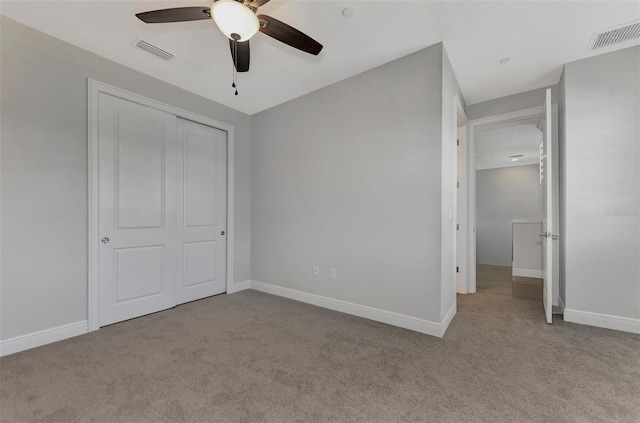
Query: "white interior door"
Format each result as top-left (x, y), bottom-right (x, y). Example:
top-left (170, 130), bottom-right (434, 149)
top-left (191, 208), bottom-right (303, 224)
top-left (541, 88), bottom-right (554, 324)
top-left (176, 118), bottom-right (227, 305)
top-left (98, 93), bottom-right (177, 326)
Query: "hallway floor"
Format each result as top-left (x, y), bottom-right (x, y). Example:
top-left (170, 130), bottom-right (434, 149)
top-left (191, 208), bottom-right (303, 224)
top-left (476, 264), bottom-right (542, 301)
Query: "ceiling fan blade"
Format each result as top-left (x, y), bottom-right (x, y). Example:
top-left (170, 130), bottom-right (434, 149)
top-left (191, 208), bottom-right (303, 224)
top-left (136, 7), bottom-right (211, 24)
top-left (249, 0), bottom-right (271, 7)
top-left (257, 14), bottom-right (323, 55)
top-left (229, 39), bottom-right (250, 72)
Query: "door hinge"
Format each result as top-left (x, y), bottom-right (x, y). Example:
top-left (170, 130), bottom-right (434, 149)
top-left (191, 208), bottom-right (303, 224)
top-left (456, 266), bottom-right (459, 273)
top-left (457, 181), bottom-right (460, 188)
top-left (456, 224), bottom-right (459, 230)
top-left (457, 139), bottom-right (459, 146)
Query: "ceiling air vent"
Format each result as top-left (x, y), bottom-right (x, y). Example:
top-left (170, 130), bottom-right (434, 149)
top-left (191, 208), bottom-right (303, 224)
top-left (587, 20), bottom-right (640, 51)
top-left (133, 38), bottom-right (176, 61)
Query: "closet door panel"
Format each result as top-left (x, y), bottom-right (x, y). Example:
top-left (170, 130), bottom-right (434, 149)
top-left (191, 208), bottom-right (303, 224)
top-left (98, 93), bottom-right (177, 326)
top-left (176, 118), bottom-right (227, 305)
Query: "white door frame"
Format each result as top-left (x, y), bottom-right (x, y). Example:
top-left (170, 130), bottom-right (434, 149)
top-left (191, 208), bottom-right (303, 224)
top-left (453, 96), bottom-right (468, 294)
top-left (87, 79), bottom-right (235, 332)
top-left (465, 106), bottom-right (548, 294)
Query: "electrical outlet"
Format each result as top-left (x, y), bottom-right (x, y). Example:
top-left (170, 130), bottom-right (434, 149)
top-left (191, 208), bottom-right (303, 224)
top-left (330, 267), bottom-right (337, 279)
top-left (313, 266), bottom-right (320, 276)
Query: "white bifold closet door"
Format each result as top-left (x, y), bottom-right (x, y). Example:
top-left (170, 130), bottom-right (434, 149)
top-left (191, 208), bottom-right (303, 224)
top-left (98, 93), bottom-right (226, 327)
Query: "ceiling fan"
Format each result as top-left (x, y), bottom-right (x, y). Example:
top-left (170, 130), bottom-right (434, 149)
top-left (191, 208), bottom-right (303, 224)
top-left (135, 0), bottom-right (323, 74)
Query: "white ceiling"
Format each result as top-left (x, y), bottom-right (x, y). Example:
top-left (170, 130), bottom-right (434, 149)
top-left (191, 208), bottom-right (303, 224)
top-left (476, 117), bottom-right (541, 170)
top-left (2, 1), bottom-right (639, 115)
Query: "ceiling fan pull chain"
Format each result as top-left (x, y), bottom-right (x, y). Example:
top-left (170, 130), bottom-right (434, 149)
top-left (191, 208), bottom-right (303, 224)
top-left (231, 39), bottom-right (236, 89)
top-left (232, 37), bottom-right (239, 95)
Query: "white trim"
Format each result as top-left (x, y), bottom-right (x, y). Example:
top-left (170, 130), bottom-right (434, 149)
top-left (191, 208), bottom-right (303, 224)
top-left (0, 321), bottom-right (88, 357)
top-left (467, 106), bottom-right (546, 295)
top-left (554, 295), bottom-right (565, 315)
top-left (441, 300), bottom-right (457, 334)
top-left (226, 279), bottom-right (251, 294)
top-left (87, 79), bottom-right (235, 332)
top-left (250, 281), bottom-right (452, 338)
top-left (564, 309), bottom-right (640, 334)
top-left (455, 101), bottom-right (468, 127)
top-left (468, 106), bottom-right (545, 129)
top-left (558, 296), bottom-right (565, 311)
top-left (454, 96), bottom-right (468, 294)
top-left (88, 82), bottom-right (100, 331)
top-left (225, 127), bottom-right (235, 296)
top-left (512, 267), bottom-right (544, 279)
top-left (466, 116), bottom-right (476, 294)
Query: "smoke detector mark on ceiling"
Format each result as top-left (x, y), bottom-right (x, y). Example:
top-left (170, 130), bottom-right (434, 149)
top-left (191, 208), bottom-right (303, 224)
top-left (587, 20), bottom-right (640, 51)
top-left (342, 7), bottom-right (355, 18)
top-left (133, 38), bottom-right (176, 61)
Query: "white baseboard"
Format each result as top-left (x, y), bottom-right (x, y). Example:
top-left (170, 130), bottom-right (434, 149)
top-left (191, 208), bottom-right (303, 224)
top-left (0, 320), bottom-right (88, 357)
top-left (441, 301), bottom-right (457, 334)
top-left (564, 309), bottom-right (640, 334)
top-left (250, 281), bottom-right (449, 337)
top-left (512, 267), bottom-right (544, 279)
top-left (227, 279), bottom-right (251, 294)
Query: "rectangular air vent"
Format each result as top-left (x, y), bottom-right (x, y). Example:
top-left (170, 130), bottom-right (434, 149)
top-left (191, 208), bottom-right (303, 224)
top-left (133, 38), bottom-right (175, 61)
top-left (587, 21), bottom-right (640, 51)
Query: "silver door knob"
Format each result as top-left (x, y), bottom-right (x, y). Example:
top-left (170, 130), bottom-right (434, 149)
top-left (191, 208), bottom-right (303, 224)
top-left (220, 231), bottom-right (225, 236)
top-left (101, 237), bottom-right (110, 244)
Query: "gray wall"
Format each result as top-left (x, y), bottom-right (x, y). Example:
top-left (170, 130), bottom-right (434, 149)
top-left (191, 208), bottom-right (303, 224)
top-left (251, 44), bottom-right (446, 322)
top-left (468, 85), bottom-right (559, 120)
top-left (0, 17), bottom-right (252, 340)
top-left (476, 165), bottom-right (543, 266)
top-left (563, 46), bottom-right (640, 319)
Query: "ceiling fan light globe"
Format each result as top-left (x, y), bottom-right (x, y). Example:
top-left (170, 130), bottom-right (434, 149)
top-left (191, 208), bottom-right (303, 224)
top-left (211, 0), bottom-right (260, 41)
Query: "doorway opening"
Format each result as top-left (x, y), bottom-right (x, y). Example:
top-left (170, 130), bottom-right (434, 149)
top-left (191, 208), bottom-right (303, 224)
top-left (460, 95), bottom-right (560, 322)
top-left (475, 117), bottom-right (544, 301)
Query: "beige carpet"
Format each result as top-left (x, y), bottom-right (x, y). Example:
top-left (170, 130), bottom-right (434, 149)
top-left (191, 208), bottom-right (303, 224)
top-left (1, 290), bottom-right (639, 422)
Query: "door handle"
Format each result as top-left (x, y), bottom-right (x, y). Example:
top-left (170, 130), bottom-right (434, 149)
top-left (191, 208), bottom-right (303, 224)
top-left (221, 231), bottom-right (225, 236)
top-left (101, 237), bottom-right (110, 244)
